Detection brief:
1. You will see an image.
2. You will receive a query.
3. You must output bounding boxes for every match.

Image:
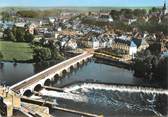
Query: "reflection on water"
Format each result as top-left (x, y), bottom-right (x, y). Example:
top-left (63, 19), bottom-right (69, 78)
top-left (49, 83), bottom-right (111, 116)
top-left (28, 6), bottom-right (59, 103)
top-left (0, 62), bottom-right (34, 86)
top-left (53, 59), bottom-right (164, 88)
top-left (0, 60), bottom-right (61, 86)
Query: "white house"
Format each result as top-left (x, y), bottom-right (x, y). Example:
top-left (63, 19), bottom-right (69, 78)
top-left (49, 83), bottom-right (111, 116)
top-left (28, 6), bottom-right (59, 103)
top-left (129, 41), bottom-right (137, 57)
top-left (15, 22), bottom-right (26, 28)
top-left (66, 39), bottom-right (77, 50)
top-left (88, 37), bottom-right (99, 49)
top-left (49, 17), bottom-right (55, 24)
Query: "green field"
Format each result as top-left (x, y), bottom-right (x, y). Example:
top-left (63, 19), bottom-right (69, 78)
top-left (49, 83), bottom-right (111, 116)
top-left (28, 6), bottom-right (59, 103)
top-left (0, 41), bottom-right (33, 61)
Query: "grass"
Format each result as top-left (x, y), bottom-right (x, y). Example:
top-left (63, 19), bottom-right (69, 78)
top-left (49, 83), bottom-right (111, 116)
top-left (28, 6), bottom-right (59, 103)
top-left (0, 40), bottom-right (33, 61)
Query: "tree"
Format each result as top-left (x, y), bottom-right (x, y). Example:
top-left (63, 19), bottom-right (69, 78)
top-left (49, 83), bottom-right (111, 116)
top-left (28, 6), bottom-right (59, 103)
top-left (50, 44), bottom-right (64, 60)
top-left (17, 10), bottom-right (39, 18)
top-left (1, 11), bottom-right (12, 22)
top-left (3, 28), bottom-right (16, 41)
top-left (133, 59), bottom-right (146, 77)
top-left (133, 9), bottom-right (146, 17)
top-left (33, 46), bottom-right (51, 62)
top-left (0, 52), bottom-right (3, 60)
top-left (24, 31), bottom-right (34, 42)
top-left (15, 28), bottom-right (25, 42)
top-left (148, 16), bottom-right (159, 24)
top-left (110, 10), bottom-right (120, 20)
top-left (157, 57), bottom-right (168, 88)
top-left (120, 9), bottom-right (133, 19)
top-left (149, 7), bottom-right (161, 13)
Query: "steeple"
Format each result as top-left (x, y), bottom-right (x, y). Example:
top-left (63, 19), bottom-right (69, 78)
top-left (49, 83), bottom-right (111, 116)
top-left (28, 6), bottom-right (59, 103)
top-left (162, 0), bottom-right (167, 15)
top-left (163, 0), bottom-right (166, 10)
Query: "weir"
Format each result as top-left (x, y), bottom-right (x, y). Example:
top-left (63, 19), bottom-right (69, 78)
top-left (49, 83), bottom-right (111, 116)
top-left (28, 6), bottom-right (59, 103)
top-left (63, 83), bottom-right (168, 96)
top-left (21, 97), bottom-right (102, 117)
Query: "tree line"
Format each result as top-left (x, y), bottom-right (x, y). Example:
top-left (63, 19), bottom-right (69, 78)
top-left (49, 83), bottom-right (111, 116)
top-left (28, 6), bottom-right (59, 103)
top-left (133, 49), bottom-right (168, 88)
top-left (32, 38), bottom-right (64, 63)
top-left (3, 26), bottom-right (34, 42)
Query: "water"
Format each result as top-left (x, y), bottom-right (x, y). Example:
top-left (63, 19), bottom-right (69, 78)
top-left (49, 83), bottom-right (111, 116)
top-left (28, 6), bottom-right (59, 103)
top-left (47, 59), bottom-right (167, 117)
top-left (0, 62), bottom-right (35, 86)
top-left (0, 61), bottom-right (60, 86)
top-left (53, 59), bottom-right (164, 88)
top-left (39, 87), bottom-right (168, 117)
top-left (0, 59), bottom-right (167, 116)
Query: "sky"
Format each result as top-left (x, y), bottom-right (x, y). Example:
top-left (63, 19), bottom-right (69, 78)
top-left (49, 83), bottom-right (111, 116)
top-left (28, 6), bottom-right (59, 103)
top-left (0, 0), bottom-right (165, 7)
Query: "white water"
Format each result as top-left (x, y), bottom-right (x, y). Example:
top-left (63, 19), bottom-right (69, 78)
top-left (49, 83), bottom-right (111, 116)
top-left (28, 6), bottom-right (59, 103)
top-left (63, 83), bottom-right (168, 95)
top-left (30, 95), bottom-right (42, 100)
top-left (40, 89), bottom-right (88, 103)
top-left (36, 83), bottom-right (167, 117)
top-left (62, 83), bottom-right (165, 116)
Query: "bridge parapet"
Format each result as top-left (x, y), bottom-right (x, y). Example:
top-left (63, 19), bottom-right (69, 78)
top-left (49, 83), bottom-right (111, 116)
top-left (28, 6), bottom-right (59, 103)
top-left (10, 52), bottom-right (93, 95)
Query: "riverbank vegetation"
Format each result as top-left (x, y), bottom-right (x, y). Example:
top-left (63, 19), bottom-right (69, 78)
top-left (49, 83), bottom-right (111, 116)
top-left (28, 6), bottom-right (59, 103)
top-left (133, 49), bottom-right (168, 88)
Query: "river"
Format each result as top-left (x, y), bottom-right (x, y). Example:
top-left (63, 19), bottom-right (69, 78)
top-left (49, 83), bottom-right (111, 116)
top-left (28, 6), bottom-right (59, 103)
top-left (0, 59), bottom-right (167, 117)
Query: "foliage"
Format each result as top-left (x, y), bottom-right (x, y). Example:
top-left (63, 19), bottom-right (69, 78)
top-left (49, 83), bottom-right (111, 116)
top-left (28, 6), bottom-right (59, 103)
top-left (113, 21), bottom-right (132, 31)
top-left (1, 11), bottom-right (13, 21)
top-left (17, 10), bottom-right (39, 18)
top-left (82, 18), bottom-right (111, 27)
top-left (33, 46), bottom-right (51, 62)
top-left (24, 31), bottom-right (34, 42)
top-left (3, 27), bottom-right (34, 42)
top-left (0, 51), bottom-right (3, 60)
top-left (149, 7), bottom-right (161, 13)
top-left (16, 9), bottom-right (61, 18)
top-left (110, 10), bottom-right (120, 20)
top-left (132, 21), bottom-right (168, 35)
top-left (120, 9), bottom-right (133, 19)
top-left (133, 48), bottom-right (167, 85)
top-left (133, 9), bottom-right (146, 17)
top-left (3, 28), bottom-right (16, 41)
top-left (15, 27), bottom-right (25, 42)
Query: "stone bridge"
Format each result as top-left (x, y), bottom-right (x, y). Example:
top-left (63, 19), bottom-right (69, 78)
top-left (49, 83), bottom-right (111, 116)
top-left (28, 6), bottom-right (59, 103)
top-left (10, 52), bottom-right (93, 96)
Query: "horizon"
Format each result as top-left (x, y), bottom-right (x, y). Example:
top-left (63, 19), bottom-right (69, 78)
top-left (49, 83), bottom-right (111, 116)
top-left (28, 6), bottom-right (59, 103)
top-left (0, 0), bottom-right (166, 7)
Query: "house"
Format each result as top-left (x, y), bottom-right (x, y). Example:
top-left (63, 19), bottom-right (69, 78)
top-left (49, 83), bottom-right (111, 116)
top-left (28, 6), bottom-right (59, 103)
top-left (0, 32), bottom-right (3, 38)
top-left (88, 37), bottom-right (99, 49)
top-left (99, 14), bottom-right (113, 22)
top-left (128, 18), bottom-right (137, 25)
top-left (26, 23), bottom-right (37, 35)
top-left (59, 36), bottom-right (70, 47)
top-left (49, 17), bottom-right (55, 24)
top-left (15, 22), bottom-right (26, 28)
top-left (112, 38), bottom-right (137, 56)
top-left (65, 39), bottom-right (78, 50)
top-left (1, 21), bottom-right (14, 29)
top-left (161, 51), bottom-right (168, 58)
top-left (131, 38), bottom-right (149, 52)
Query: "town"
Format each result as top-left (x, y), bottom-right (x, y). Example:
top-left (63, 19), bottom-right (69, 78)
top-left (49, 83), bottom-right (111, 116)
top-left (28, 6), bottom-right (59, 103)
top-left (0, 0), bottom-right (168, 117)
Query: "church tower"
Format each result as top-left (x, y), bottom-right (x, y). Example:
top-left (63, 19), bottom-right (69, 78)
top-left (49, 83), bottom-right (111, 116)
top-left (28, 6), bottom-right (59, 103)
top-left (162, 0), bottom-right (167, 15)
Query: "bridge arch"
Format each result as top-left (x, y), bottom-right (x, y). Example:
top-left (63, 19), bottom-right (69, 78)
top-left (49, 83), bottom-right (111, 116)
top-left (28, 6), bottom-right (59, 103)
top-left (54, 74), bottom-right (60, 80)
top-left (34, 84), bottom-right (42, 92)
top-left (70, 65), bottom-right (74, 72)
top-left (62, 69), bottom-right (67, 77)
top-left (77, 62), bottom-right (80, 67)
top-left (23, 89), bottom-right (33, 97)
top-left (44, 79), bottom-right (51, 86)
top-left (82, 59), bottom-right (85, 63)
